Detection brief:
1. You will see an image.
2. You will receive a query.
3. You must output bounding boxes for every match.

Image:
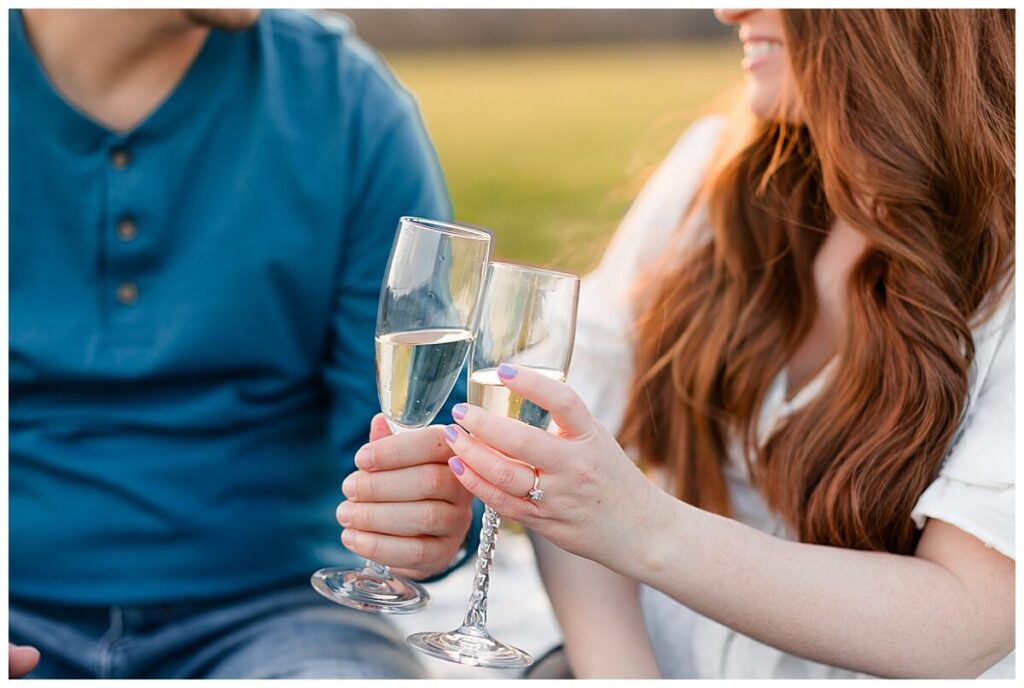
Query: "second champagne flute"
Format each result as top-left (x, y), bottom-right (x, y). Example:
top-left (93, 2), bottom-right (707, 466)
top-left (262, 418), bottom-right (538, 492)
top-left (311, 216), bottom-right (491, 614)
top-left (408, 261), bottom-right (580, 666)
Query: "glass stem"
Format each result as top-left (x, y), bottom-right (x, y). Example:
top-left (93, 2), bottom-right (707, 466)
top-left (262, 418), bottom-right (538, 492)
top-left (360, 416), bottom-right (404, 582)
top-left (361, 559), bottom-right (393, 580)
top-left (460, 504), bottom-right (500, 633)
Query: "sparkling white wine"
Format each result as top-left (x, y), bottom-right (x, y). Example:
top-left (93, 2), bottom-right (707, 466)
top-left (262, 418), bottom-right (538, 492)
top-left (467, 366), bottom-right (566, 429)
top-left (377, 328), bottom-right (473, 429)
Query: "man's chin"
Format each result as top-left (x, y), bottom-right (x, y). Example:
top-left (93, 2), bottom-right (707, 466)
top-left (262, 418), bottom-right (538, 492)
top-left (182, 9), bottom-right (261, 32)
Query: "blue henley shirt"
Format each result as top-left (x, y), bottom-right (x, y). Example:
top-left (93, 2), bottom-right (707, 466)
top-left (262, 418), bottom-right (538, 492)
top-left (9, 8), bottom-right (476, 605)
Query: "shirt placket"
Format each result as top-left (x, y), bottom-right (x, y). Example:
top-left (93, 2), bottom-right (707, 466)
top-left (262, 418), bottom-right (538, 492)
top-left (103, 135), bottom-right (148, 341)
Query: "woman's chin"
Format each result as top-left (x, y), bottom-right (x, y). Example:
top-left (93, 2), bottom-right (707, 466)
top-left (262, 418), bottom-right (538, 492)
top-left (746, 86), bottom-right (801, 124)
top-left (746, 83), bottom-right (781, 121)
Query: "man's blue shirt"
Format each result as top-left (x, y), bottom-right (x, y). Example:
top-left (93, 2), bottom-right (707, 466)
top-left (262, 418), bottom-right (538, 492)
top-left (9, 9), bottom-right (472, 604)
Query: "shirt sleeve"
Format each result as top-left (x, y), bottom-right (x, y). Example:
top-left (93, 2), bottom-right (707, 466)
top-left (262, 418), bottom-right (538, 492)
top-left (322, 75), bottom-right (451, 460)
top-left (910, 295), bottom-right (1015, 559)
top-left (322, 64), bottom-right (483, 580)
top-left (567, 115), bottom-right (727, 436)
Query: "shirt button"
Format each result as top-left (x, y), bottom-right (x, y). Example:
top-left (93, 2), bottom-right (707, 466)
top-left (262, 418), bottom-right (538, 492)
top-left (116, 217), bottom-right (138, 241)
top-left (116, 282), bottom-right (139, 305)
top-left (110, 148), bottom-right (130, 170)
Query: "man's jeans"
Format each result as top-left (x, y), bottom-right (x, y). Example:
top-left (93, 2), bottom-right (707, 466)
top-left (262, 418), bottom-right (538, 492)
top-left (9, 580), bottom-right (426, 679)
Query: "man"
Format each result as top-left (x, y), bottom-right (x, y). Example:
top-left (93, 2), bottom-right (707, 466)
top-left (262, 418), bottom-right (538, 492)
top-left (9, 9), bottom-right (480, 678)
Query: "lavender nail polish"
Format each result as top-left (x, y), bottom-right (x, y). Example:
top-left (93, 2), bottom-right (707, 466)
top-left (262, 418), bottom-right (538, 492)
top-left (497, 363), bottom-right (518, 379)
top-left (443, 425), bottom-right (459, 442)
top-left (452, 403), bottom-right (468, 420)
top-left (448, 457), bottom-right (465, 476)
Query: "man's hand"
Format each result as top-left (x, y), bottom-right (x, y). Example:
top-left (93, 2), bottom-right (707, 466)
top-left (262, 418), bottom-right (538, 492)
top-left (336, 413), bottom-right (474, 580)
top-left (9, 644), bottom-right (40, 679)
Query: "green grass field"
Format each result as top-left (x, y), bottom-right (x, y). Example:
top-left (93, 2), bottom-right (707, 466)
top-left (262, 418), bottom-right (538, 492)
top-left (382, 42), bottom-right (741, 275)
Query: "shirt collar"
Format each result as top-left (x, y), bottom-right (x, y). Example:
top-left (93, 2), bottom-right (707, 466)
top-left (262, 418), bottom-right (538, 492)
top-left (9, 9), bottom-right (233, 152)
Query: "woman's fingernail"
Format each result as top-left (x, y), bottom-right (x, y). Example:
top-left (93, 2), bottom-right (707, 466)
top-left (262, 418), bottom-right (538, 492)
top-left (497, 363), bottom-right (518, 379)
top-left (443, 425), bottom-right (459, 442)
top-left (448, 457), bottom-right (465, 476)
top-left (341, 529), bottom-right (357, 548)
top-left (336, 501), bottom-right (352, 526)
top-left (452, 403), bottom-right (468, 420)
top-left (354, 445), bottom-right (375, 470)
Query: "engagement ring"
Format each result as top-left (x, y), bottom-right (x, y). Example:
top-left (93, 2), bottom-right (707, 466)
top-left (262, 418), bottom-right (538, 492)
top-left (527, 466), bottom-right (544, 501)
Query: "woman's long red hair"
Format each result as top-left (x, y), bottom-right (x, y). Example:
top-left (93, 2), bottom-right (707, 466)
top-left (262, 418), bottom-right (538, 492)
top-left (618, 9), bottom-right (1014, 554)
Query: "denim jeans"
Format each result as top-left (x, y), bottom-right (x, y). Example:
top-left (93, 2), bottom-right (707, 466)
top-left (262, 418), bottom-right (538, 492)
top-left (9, 579), bottom-right (426, 679)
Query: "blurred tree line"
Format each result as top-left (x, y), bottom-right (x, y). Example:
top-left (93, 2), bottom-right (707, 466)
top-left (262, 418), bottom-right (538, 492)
top-left (335, 9), bottom-right (730, 49)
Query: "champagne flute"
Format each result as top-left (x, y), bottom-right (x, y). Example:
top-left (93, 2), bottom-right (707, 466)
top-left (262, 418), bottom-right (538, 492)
top-left (311, 217), bottom-right (491, 614)
top-left (408, 262), bottom-right (579, 666)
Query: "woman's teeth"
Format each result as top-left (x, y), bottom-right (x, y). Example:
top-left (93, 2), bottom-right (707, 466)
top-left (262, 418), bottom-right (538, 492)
top-left (743, 40), bottom-right (784, 59)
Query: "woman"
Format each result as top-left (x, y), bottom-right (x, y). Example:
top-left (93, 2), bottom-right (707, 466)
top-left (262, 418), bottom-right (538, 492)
top-left (440, 9), bottom-right (1015, 678)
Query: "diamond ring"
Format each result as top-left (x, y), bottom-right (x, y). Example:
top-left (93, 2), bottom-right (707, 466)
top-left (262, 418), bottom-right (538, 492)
top-left (526, 465), bottom-right (543, 501)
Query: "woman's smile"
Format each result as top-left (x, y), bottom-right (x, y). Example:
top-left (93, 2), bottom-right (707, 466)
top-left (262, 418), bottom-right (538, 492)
top-left (741, 37), bottom-right (784, 71)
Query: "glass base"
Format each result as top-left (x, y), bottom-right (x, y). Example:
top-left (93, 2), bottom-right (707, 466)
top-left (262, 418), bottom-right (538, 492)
top-left (407, 625), bottom-right (533, 668)
top-left (310, 566), bottom-right (430, 615)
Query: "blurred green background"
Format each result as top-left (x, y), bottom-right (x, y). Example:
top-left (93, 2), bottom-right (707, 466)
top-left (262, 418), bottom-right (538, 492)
top-left (385, 44), bottom-right (740, 274)
top-left (341, 10), bottom-right (742, 275)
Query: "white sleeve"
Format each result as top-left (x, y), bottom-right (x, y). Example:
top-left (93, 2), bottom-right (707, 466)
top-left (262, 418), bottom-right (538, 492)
top-left (910, 295), bottom-right (1015, 559)
top-left (566, 116), bottom-right (726, 435)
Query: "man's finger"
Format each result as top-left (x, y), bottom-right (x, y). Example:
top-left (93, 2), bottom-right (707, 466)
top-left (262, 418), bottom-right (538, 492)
top-left (9, 644), bottom-right (40, 679)
top-left (368, 413), bottom-right (392, 442)
top-left (389, 566), bottom-right (442, 581)
top-left (341, 529), bottom-right (455, 573)
top-left (354, 425), bottom-right (452, 472)
top-left (336, 499), bottom-right (467, 538)
top-left (342, 463), bottom-right (468, 504)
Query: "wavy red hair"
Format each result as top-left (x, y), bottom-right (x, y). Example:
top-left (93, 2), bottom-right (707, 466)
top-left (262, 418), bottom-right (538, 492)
top-left (618, 9), bottom-right (1014, 554)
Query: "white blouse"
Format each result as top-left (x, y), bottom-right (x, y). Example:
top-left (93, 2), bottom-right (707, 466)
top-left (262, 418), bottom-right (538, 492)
top-left (566, 116), bottom-right (1015, 679)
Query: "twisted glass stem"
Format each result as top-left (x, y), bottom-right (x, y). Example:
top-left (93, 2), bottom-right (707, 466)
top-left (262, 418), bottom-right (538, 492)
top-left (460, 504), bottom-right (501, 630)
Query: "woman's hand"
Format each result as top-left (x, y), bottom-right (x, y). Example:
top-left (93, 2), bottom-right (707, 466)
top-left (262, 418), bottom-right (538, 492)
top-left (442, 364), bottom-right (667, 569)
